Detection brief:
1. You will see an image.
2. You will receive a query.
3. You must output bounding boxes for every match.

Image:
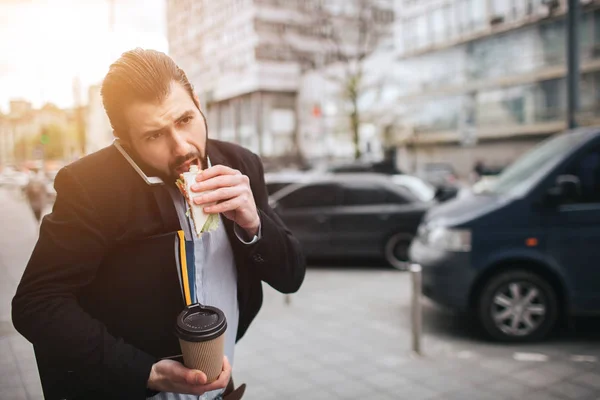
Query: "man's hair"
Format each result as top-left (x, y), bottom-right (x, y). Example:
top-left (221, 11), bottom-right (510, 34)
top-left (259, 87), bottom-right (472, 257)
top-left (101, 48), bottom-right (198, 137)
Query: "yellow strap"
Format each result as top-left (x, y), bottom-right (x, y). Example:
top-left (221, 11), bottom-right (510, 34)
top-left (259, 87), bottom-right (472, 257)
top-left (177, 230), bottom-right (192, 306)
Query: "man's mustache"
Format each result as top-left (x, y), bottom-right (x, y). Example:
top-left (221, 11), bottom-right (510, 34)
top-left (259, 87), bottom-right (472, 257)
top-left (170, 152), bottom-right (203, 171)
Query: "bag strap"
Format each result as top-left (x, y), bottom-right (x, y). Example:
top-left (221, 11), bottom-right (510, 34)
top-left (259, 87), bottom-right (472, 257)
top-left (176, 230), bottom-right (196, 305)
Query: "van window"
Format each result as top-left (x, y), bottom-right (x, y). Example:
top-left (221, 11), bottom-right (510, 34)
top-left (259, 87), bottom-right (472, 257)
top-left (565, 146), bottom-right (600, 204)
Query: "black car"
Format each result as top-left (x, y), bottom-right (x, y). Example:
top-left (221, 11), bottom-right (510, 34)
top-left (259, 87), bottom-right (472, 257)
top-left (416, 162), bottom-right (461, 201)
top-left (270, 173), bottom-right (432, 268)
top-left (265, 171), bottom-right (314, 196)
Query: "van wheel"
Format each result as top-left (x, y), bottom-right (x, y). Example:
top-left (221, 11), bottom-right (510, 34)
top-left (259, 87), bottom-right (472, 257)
top-left (384, 233), bottom-right (413, 270)
top-left (478, 270), bottom-right (558, 342)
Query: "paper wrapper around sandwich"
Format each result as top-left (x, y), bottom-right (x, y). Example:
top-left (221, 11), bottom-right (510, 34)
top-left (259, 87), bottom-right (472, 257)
top-left (178, 166), bottom-right (219, 235)
top-left (179, 328), bottom-right (225, 383)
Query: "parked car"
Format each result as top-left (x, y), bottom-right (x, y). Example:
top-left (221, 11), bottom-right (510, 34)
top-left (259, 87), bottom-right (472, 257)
top-left (390, 174), bottom-right (436, 203)
top-left (410, 127), bottom-right (600, 342)
top-left (270, 173), bottom-right (432, 269)
top-left (0, 168), bottom-right (29, 188)
top-left (326, 159), bottom-right (402, 175)
top-left (416, 162), bottom-right (461, 201)
top-left (471, 176), bottom-right (498, 194)
top-left (417, 162), bottom-right (458, 188)
top-left (265, 170), bottom-right (317, 196)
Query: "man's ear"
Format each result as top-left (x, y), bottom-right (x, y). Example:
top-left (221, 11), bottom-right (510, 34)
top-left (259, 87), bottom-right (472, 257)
top-left (114, 132), bottom-right (132, 149)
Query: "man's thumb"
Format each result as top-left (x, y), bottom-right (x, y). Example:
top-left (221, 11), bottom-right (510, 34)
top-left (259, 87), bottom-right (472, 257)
top-left (186, 369), bottom-right (207, 386)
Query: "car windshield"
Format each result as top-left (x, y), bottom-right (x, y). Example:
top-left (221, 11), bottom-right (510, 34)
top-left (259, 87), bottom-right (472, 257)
top-left (391, 175), bottom-right (435, 202)
top-left (486, 132), bottom-right (587, 195)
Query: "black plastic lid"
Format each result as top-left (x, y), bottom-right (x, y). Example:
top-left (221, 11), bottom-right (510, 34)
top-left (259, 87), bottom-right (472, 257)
top-left (175, 303), bottom-right (227, 342)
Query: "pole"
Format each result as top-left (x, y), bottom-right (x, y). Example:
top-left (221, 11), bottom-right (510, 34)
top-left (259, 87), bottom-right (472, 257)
top-left (566, 0), bottom-right (580, 129)
top-left (410, 263), bottom-right (422, 356)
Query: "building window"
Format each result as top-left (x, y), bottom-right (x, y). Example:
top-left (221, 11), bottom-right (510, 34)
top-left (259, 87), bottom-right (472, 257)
top-left (581, 73), bottom-right (596, 113)
top-left (580, 12), bottom-right (593, 59)
top-left (469, 0), bottom-right (487, 30)
top-left (490, 0), bottom-right (510, 22)
top-left (538, 78), bottom-right (564, 122)
top-left (444, 5), bottom-right (456, 41)
top-left (431, 8), bottom-right (446, 45)
top-left (403, 17), bottom-right (418, 52)
top-left (416, 14), bottom-right (429, 48)
top-left (456, 0), bottom-right (470, 34)
top-left (539, 19), bottom-right (566, 66)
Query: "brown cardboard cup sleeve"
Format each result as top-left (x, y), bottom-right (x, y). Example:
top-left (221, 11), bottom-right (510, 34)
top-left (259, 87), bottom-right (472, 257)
top-left (175, 303), bottom-right (227, 383)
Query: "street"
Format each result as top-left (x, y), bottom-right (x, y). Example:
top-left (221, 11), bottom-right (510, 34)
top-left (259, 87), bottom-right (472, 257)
top-left (1, 188), bottom-right (600, 399)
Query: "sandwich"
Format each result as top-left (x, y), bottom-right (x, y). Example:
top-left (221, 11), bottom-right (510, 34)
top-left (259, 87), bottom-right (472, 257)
top-left (176, 164), bottom-right (220, 236)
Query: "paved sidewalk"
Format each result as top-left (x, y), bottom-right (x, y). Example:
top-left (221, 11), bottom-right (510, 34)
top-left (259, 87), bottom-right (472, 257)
top-left (1, 187), bottom-right (600, 399)
top-left (0, 188), bottom-right (44, 400)
top-left (232, 270), bottom-right (600, 400)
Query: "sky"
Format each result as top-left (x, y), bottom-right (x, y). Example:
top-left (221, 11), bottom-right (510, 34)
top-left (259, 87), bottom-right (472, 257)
top-left (0, 0), bottom-right (168, 113)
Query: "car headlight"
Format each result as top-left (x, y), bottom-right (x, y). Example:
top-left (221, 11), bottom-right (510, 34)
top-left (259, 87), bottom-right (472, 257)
top-left (421, 226), bottom-right (471, 252)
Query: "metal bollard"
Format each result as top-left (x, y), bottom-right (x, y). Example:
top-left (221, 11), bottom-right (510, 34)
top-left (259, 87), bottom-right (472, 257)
top-left (410, 263), bottom-right (423, 356)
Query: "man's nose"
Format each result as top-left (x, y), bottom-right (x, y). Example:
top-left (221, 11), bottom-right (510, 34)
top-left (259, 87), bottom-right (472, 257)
top-left (170, 131), bottom-right (189, 156)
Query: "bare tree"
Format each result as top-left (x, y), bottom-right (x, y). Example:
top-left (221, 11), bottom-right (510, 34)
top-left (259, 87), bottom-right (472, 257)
top-left (278, 0), bottom-right (394, 160)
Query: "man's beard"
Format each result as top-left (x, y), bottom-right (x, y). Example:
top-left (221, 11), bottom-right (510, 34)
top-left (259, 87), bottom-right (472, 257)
top-left (126, 143), bottom-right (208, 184)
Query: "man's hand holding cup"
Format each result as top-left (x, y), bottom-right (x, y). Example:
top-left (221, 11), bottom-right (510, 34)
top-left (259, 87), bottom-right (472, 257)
top-left (147, 356), bottom-right (231, 395)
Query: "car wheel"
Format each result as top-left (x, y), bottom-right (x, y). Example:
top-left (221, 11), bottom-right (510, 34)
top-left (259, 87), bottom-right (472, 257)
top-left (384, 233), bottom-right (413, 270)
top-left (478, 270), bottom-right (558, 342)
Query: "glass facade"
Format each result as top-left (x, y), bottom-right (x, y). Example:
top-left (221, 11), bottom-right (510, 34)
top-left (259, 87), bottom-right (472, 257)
top-left (398, 6), bottom-right (600, 137)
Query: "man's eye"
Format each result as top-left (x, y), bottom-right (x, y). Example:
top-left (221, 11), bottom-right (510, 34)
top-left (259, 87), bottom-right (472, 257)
top-left (147, 132), bottom-right (163, 141)
top-left (181, 116), bottom-right (193, 124)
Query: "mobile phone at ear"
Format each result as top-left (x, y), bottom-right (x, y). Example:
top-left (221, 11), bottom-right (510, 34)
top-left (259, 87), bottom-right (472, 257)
top-left (113, 138), bottom-right (164, 186)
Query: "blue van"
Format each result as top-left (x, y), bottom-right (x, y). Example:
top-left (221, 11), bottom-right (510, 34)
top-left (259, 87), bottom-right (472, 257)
top-left (409, 128), bottom-right (600, 341)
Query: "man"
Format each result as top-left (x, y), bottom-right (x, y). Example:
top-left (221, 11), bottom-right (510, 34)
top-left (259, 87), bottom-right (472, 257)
top-left (24, 169), bottom-right (48, 221)
top-left (12, 49), bottom-right (306, 400)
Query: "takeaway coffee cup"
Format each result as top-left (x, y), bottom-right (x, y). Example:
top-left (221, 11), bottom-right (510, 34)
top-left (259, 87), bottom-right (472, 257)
top-left (175, 303), bottom-right (227, 383)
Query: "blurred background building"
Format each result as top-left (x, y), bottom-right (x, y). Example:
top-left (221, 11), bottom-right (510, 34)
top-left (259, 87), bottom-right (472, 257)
top-left (166, 0), bottom-right (395, 167)
top-left (0, 100), bottom-right (79, 169)
top-left (388, 0), bottom-right (600, 175)
top-left (166, 0), bottom-right (600, 176)
top-left (2, 0), bottom-right (600, 179)
top-left (85, 85), bottom-right (113, 155)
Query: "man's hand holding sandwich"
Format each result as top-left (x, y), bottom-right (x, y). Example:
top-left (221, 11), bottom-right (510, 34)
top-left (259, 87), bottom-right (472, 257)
top-left (190, 165), bottom-right (260, 238)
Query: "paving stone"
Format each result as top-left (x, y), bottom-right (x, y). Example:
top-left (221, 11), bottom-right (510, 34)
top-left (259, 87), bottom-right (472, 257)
top-left (442, 387), bottom-right (513, 400)
top-left (388, 382), bottom-right (440, 400)
top-left (483, 378), bottom-right (532, 397)
top-left (289, 387), bottom-right (341, 400)
top-left (2, 189), bottom-right (600, 400)
top-left (548, 381), bottom-right (597, 400)
top-left (539, 361), bottom-right (585, 380)
top-left (480, 358), bottom-right (531, 375)
top-left (363, 372), bottom-right (411, 390)
top-left (512, 368), bottom-right (565, 388)
top-left (329, 378), bottom-right (378, 398)
top-left (0, 386), bottom-right (27, 400)
top-left (516, 389), bottom-right (566, 400)
top-left (0, 368), bottom-right (23, 387)
top-left (573, 371), bottom-right (600, 390)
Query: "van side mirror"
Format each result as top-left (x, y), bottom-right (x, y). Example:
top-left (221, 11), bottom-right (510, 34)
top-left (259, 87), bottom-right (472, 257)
top-left (546, 174), bottom-right (581, 203)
